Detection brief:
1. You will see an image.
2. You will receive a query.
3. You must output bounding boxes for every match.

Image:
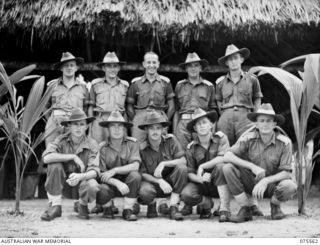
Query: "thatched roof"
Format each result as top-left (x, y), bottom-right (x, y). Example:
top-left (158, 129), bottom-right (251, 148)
top-left (1, 0), bottom-right (319, 45)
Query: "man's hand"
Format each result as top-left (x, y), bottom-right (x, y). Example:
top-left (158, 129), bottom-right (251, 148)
top-left (252, 178), bottom-right (269, 199)
top-left (158, 179), bottom-right (172, 194)
top-left (115, 182), bottom-right (130, 195)
top-left (202, 172), bottom-right (211, 182)
top-left (154, 162), bottom-right (165, 178)
top-left (197, 166), bottom-right (204, 178)
top-left (73, 155), bottom-right (85, 173)
top-left (251, 165), bottom-right (266, 182)
top-left (67, 173), bottom-right (85, 187)
top-left (101, 169), bottom-right (116, 183)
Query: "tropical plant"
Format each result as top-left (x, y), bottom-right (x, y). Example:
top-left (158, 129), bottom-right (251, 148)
top-left (249, 54), bottom-right (320, 215)
top-left (0, 63), bottom-right (56, 215)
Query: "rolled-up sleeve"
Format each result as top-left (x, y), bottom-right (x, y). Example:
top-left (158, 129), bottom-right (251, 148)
top-left (129, 142), bottom-right (141, 165)
top-left (229, 137), bottom-right (249, 157)
top-left (186, 149), bottom-right (197, 174)
top-left (217, 134), bottom-right (230, 156)
top-left (86, 140), bottom-right (100, 175)
top-left (279, 141), bottom-right (293, 172)
top-left (252, 76), bottom-right (263, 101)
top-left (166, 82), bottom-right (175, 101)
top-left (42, 136), bottom-right (63, 158)
top-left (171, 137), bottom-right (185, 159)
top-left (127, 82), bottom-right (137, 105)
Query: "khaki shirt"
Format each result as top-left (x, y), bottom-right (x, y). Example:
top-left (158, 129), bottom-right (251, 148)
top-left (99, 137), bottom-right (141, 173)
top-left (229, 129), bottom-right (292, 176)
top-left (127, 74), bottom-right (175, 109)
top-left (42, 133), bottom-right (100, 174)
top-left (186, 131), bottom-right (229, 173)
top-left (175, 77), bottom-right (217, 114)
top-left (140, 134), bottom-right (185, 174)
top-left (89, 77), bottom-right (128, 112)
top-left (48, 77), bottom-right (89, 112)
top-left (215, 71), bottom-right (263, 110)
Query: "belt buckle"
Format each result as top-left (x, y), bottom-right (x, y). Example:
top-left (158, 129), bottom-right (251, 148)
top-left (234, 106), bottom-right (239, 111)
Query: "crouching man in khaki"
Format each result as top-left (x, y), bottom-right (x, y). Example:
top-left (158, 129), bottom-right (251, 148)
top-left (137, 110), bottom-right (188, 221)
top-left (223, 103), bottom-right (297, 222)
top-left (96, 111), bottom-right (142, 221)
top-left (41, 108), bottom-right (100, 221)
top-left (180, 108), bottom-right (232, 221)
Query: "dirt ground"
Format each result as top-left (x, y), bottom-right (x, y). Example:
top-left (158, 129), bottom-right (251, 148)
top-left (0, 186), bottom-right (320, 238)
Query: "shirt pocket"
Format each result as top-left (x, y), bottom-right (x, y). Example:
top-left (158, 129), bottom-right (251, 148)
top-left (238, 86), bottom-right (252, 105)
top-left (136, 89), bottom-right (150, 107)
top-left (153, 89), bottom-right (165, 105)
top-left (198, 87), bottom-right (209, 107)
top-left (221, 89), bottom-right (233, 104)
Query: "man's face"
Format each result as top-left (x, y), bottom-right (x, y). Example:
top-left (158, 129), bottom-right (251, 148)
top-left (225, 53), bottom-right (243, 71)
top-left (103, 63), bottom-right (120, 79)
top-left (255, 115), bottom-right (276, 135)
top-left (61, 61), bottom-right (78, 78)
top-left (194, 117), bottom-right (212, 136)
top-left (108, 122), bottom-right (125, 140)
top-left (69, 120), bottom-right (87, 138)
top-left (186, 62), bottom-right (202, 79)
top-left (143, 53), bottom-right (160, 76)
top-left (146, 123), bottom-right (163, 141)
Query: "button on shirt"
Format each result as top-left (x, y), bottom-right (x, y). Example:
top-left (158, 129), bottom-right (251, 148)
top-left (140, 135), bottom-right (185, 174)
top-left (127, 74), bottom-right (175, 108)
top-left (49, 77), bottom-right (89, 112)
top-left (229, 129), bottom-right (292, 176)
top-left (42, 133), bottom-right (100, 174)
top-left (175, 77), bottom-right (217, 114)
top-left (186, 132), bottom-right (230, 173)
top-left (99, 137), bottom-right (141, 173)
top-left (215, 71), bottom-right (263, 110)
top-left (89, 77), bottom-right (128, 112)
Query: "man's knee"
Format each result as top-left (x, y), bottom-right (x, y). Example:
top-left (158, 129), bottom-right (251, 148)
top-left (47, 163), bottom-right (64, 176)
top-left (138, 182), bottom-right (156, 205)
top-left (275, 179), bottom-right (297, 201)
top-left (174, 164), bottom-right (188, 175)
top-left (222, 163), bottom-right (236, 177)
top-left (180, 184), bottom-right (202, 206)
top-left (127, 171), bottom-right (142, 184)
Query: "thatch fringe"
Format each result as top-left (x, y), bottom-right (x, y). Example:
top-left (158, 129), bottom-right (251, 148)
top-left (0, 0), bottom-right (319, 44)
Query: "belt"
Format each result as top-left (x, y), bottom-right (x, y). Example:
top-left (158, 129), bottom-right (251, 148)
top-left (181, 114), bottom-right (193, 120)
top-left (52, 109), bottom-right (71, 116)
top-left (222, 106), bottom-right (251, 112)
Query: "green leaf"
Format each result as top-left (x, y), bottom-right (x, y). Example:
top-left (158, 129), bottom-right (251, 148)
top-left (9, 64), bottom-right (36, 84)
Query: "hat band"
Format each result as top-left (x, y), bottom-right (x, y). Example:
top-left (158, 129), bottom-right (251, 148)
top-left (255, 109), bottom-right (276, 116)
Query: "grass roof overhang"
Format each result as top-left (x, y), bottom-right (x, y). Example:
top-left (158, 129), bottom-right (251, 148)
top-left (0, 0), bottom-right (319, 46)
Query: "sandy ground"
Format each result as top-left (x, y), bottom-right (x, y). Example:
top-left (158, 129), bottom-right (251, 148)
top-left (1, 187), bottom-right (320, 238)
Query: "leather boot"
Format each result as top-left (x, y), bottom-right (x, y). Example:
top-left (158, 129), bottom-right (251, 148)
top-left (41, 205), bottom-right (62, 221)
top-left (158, 203), bottom-right (170, 215)
top-left (147, 202), bottom-right (158, 218)
top-left (271, 202), bottom-right (285, 220)
top-left (77, 203), bottom-right (89, 220)
top-left (199, 208), bottom-right (212, 219)
top-left (219, 211), bottom-right (231, 222)
top-left (74, 201), bottom-right (79, 213)
top-left (181, 204), bottom-right (192, 216)
top-left (102, 206), bottom-right (115, 219)
top-left (90, 204), bottom-right (103, 214)
top-left (169, 206), bottom-right (184, 221)
top-left (122, 209), bottom-right (138, 221)
top-left (133, 203), bottom-right (140, 215)
top-left (111, 200), bottom-right (119, 214)
top-left (228, 206), bottom-right (252, 223)
top-left (251, 205), bottom-right (264, 216)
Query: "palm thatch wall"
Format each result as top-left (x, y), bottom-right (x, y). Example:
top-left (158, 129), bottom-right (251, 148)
top-left (1, 0), bottom-right (319, 47)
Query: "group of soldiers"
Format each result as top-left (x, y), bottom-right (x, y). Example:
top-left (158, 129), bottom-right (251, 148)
top-left (40, 44), bottom-right (297, 223)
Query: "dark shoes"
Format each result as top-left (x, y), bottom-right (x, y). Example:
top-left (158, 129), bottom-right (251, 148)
top-left (122, 209), bottom-right (138, 221)
top-left (77, 203), bottom-right (89, 220)
top-left (219, 211), bottom-right (231, 222)
top-left (74, 201), bottom-right (79, 213)
top-left (199, 208), bottom-right (212, 219)
top-left (228, 206), bottom-right (253, 223)
top-left (147, 202), bottom-right (158, 218)
top-left (169, 206), bottom-right (184, 221)
top-left (41, 205), bottom-right (62, 221)
top-left (270, 202), bottom-right (285, 220)
top-left (102, 206), bottom-right (115, 219)
top-left (158, 203), bottom-right (170, 215)
top-left (181, 204), bottom-right (192, 216)
top-left (251, 205), bottom-right (264, 216)
top-left (133, 203), bottom-right (140, 215)
top-left (91, 204), bottom-right (104, 214)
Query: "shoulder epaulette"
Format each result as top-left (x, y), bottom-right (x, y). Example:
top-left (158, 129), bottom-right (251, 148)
top-left (126, 136), bottom-right (137, 142)
top-left (187, 141), bottom-right (195, 150)
top-left (131, 76), bottom-right (143, 83)
top-left (99, 141), bottom-right (107, 149)
top-left (159, 75), bottom-right (170, 83)
top-left (215, 131), bottom-right (225, 138)
top-left (47, 78), bottom-right (59, 87)
top-left (215, 76), bottom-right (225, 85)
top-left (243, 131), bottom-right (258, 141)
top-left (119, 79), bottom-right (129, 87)
top-left (202, 79), bottom-right (213, 86)
top-left (245, 71), bottom-right (258, 79)
top-left (276, 134), bottom-right (291, 146)
top-left (177, 79), bottom-right (187, 85)
top-left (163, 133), bottom-right (174, 140)
top-left (91, 78), bottom-right (104, 86)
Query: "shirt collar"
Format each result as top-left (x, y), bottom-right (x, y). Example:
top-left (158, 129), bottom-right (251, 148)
top-left (186, 76), bottom-right (204, 85)
top-left (104, 77), bottom-right (120, 87)
top-left (226, 70), bottom-right (245, 82)
top-left (66, 133), bottom-right (91, 150)
top-left (142, 73), bottom-right (161, 83)
top-left (255, 128), bottom-right (276, 146)
top-left (58, 77), bottom-right (81, 86)
top-left (193, 132), bottom-right (216, 146)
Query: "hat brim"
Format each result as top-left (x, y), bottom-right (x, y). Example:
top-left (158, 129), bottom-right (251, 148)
top-left (218, 48), bottom-right (250, 67)
top-left (99, 121), bottom-right (133, 128)
top-left (186, 111), bottom-right (218, 132)
top-left (97, 61), bottom-right (126, 68)
top-left (138, 121), bottom-right (170, 130)
top-left (247, 112), bottom-right (285, 125)
top-left (179, 59), bottom-right (209, 69)
top-left (60, 116), bottom-right (95, 126)
top-left (54, 57), bottom-right (84, 69)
